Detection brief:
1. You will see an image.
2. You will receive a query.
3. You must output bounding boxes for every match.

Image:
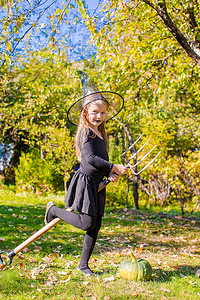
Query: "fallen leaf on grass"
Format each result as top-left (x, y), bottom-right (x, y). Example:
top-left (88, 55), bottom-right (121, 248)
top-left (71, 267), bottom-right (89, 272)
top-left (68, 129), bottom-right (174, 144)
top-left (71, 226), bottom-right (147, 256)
top-left (42, 281), bottom-right (54, 288)
top-left (40, 263), bottom-right (47, 269)
top-left (61, 275), bottom-right (71, 283)
top-left (135, 245), bottom-right (143, 253)
top-left (132, 293), bottom-right (139, 297)
top-left (156, 259), bottom-right (162, 266)
top-left (104, 296), bottom-right (110, 300)
top-left (48, 274), bottom-right (57, 282)
top-left (0, 264), bottom-right (6, 270)
top-left (57, 271), bottom-right (68, 275)
top-left (30, 267), bottom-right (43, 280)
top-left (195, 269), bottom-right (200, 277)
top-left (30, 270), bottom-right (38, 280)
top-left (42, 256), bottom-right (53, 264)
top-left (24, 271), bottom-right (31, 279)
top-left (22, 248), bottom-right (29, 253)
top-left (35, 240), bottom-right (41, 244)
top-left (19, 262), bottom-right (25, 268)
top-left (34, 246), bottom-right (42, 252)
top-left (29, 258), bottom-right (36, 263)
top-left (188, 280), bottom-right (197, 285)
top-left (103, 276), bottom-right (115, 283)
top-left (181, 252), bottom-right (190, 257)
top-left (168, 222), bottom-right (174, 226)
top-left (160, 288), bottom-right (171, 293)
top-left (115, 253), bottom-right (121, 258)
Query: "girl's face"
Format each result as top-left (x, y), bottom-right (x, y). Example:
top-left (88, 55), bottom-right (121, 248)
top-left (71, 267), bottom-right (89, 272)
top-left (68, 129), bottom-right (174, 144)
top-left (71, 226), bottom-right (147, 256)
top-left (85, 100), bottom-right (107, 129)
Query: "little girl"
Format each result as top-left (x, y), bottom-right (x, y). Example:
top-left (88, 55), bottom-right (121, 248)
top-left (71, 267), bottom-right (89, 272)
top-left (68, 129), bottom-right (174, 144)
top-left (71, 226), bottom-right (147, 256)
top-left (44, 72), bottom-right (127, 276)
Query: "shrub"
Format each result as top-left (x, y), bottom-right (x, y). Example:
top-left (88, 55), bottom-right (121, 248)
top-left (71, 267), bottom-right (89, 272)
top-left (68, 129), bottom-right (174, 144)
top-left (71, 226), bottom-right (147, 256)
top-left (15, 150), bottom-right (63, 193)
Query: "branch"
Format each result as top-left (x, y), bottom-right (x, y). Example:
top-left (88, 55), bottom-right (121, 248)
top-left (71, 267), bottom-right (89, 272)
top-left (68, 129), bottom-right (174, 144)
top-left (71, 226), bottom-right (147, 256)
top-left (146, 48), bottom-right (181, 64)
top-left (50, 1), bottom-right (70, 43)
top-left (187, 3), bottom-right (198, 29)
top-left (1, 0), bottom-right (57, 68)
top-left (141, 0), bottom-right (200, 65)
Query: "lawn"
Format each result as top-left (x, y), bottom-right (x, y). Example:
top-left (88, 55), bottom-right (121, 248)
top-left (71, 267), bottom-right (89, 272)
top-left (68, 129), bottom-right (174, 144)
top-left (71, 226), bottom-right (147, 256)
top-left (0, 188), bottom-right (200, 299)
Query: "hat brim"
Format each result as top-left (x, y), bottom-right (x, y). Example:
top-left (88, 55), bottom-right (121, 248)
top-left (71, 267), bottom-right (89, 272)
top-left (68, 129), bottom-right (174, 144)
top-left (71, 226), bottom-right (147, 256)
top-left (67, 91), bottom-right (124, 126)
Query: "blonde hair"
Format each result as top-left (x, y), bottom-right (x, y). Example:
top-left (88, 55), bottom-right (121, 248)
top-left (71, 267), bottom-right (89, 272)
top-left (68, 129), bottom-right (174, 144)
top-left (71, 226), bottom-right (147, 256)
top-left (75, 100), bottom-right (109, 161)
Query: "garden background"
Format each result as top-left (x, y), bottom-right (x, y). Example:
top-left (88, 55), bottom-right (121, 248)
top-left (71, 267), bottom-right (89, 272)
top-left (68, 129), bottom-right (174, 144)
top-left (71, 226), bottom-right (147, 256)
top-left (0, 0), bottom-right (200, 299)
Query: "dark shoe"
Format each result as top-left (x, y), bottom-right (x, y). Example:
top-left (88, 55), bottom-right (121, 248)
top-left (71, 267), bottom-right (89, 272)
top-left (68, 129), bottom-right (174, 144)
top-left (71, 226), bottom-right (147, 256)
top-left (78, 265), bottom-right (95, 277)
top-left (44, 201), bottom-right (55, 225)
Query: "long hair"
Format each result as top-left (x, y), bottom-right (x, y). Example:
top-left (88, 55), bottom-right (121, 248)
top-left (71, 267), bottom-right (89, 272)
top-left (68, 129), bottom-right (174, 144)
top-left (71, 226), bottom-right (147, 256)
top-left (75, 101), bottom-right (109, 161)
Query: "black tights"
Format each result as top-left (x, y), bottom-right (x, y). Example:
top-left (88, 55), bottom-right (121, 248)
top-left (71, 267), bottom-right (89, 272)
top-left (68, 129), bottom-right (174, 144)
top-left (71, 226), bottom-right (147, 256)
top-left (49, 206), bottom-right (102, 275)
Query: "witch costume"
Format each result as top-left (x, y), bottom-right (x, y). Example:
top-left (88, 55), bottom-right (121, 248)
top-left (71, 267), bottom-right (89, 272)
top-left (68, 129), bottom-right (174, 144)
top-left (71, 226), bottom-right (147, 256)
top-left (45, 71), bottom-right (124, 275)
top-left (64, 128), bottom-right (112, 216)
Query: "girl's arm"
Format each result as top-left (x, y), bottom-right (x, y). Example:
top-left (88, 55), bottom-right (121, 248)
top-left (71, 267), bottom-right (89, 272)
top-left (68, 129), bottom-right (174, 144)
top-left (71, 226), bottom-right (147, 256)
top-left (82, 136), bottom-right (113, 172)
top-left (111, 164), bottom-right (127, 176)
top-left (82, 133), bottom-right (128, 175)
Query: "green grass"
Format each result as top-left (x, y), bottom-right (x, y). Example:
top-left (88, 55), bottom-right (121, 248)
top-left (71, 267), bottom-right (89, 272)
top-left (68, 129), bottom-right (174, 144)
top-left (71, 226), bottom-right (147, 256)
top-left (0, 188), bottom-right (200, 299)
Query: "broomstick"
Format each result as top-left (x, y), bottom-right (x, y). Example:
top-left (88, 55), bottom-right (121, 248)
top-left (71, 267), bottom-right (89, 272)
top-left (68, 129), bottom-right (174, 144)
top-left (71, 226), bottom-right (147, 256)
top-left (0, 134), bottom-right (160, 266)
top-left (0, 178), bottom-right (110, 266)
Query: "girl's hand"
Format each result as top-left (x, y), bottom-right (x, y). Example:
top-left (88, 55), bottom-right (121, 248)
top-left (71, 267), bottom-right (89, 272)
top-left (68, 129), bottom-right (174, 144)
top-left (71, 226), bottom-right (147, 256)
top-left (109, 172), bottom-right (120, 182)
top-left (111, 164), bottom-right (128, 176)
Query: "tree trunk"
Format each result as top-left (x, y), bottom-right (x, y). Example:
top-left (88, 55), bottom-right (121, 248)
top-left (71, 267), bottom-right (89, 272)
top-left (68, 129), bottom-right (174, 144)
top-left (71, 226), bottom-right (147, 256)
top-left (142, 0), bottom-right (200, 65)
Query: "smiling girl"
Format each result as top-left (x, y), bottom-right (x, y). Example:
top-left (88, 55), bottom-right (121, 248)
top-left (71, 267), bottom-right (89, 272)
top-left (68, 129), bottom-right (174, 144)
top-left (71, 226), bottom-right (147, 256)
top-left (44, 72), bottom-right (127, 276)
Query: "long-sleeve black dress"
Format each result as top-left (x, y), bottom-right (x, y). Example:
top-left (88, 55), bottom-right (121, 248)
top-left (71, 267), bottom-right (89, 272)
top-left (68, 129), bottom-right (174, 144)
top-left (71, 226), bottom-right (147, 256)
top-left (64, 129), bottom-right (113, 216)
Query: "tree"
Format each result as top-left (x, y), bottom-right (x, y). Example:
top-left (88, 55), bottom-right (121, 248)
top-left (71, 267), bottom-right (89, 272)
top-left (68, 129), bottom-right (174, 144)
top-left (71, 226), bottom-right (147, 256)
top-left (141, 0), bottom-right (200, 65)
top-left (79, 0), bottom-right (200, 210)
top-left (0, 49), bottom-right (80, 190)
top-left (0, 0), bottom-right (199, 210)
top-left (0, 0), bottom-right (95, 66)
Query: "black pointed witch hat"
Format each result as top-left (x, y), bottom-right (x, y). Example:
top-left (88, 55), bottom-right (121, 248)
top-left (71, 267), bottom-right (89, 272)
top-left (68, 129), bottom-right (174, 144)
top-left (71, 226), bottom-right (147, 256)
top-left (67, 71), bottom-right (124, 126)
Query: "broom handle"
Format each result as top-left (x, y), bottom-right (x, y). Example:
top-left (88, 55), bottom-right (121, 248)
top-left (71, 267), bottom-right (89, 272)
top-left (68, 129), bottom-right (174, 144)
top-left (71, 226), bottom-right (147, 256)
top-left (98, 177), bottom-right (111, 191)
top-left (13, 217), bottom-right (61, 255)
top-left (12, 177), bottom-right (111, 255)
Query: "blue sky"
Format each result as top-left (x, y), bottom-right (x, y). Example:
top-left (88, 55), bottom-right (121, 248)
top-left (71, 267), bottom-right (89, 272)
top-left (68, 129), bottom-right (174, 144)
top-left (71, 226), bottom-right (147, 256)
top-left (27, 0), bottom-right (103, 61)
top-left (86, 0), bottom-right (100, 11)
top-left (0, 0), bottom-right (106, 62)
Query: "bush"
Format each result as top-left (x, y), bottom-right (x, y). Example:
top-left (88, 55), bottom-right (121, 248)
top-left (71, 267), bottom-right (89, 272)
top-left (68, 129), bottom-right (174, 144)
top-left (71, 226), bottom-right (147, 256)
top-left (139, 150), bottom-right (200, 213)
top-left (15, 150), bottom-right (64, 193)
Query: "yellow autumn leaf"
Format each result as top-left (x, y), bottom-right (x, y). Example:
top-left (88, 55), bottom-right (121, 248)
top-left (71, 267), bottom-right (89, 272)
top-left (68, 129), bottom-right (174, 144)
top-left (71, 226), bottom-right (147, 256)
top-left (115, 253), bottom-right (121, 258)
top-left (5, 40), bottom-right (12, 53)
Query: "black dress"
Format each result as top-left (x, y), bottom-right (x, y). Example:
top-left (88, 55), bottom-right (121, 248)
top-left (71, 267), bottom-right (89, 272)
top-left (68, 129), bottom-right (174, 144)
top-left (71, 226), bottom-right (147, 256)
top-left (64, 129), bottom-right (113, 216)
